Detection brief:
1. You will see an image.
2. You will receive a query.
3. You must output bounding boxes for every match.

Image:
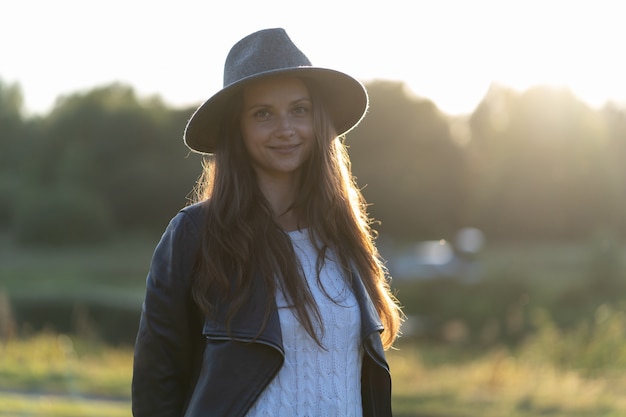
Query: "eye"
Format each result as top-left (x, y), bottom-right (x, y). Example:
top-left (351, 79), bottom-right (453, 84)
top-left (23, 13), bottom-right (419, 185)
top-left (253, 109), bottom-right (271, 119)
top-left (292, 103), bottom-right (311, 115)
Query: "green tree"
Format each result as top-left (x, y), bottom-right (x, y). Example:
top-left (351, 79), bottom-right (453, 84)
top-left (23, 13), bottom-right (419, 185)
top-left (349, 81), bottom-right (467, 241)
top-left (600, 103), bottom-right (626, 235)
top-left (0, 79), bottom-right (26, 228)
top-left (468, 84), bottom-right (620, 240)
top-left (16, 83), bottom-right (203, 242)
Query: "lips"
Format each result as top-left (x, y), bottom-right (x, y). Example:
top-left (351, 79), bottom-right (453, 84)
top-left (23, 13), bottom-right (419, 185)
top-left (269, 143), bottom-right (301, 152)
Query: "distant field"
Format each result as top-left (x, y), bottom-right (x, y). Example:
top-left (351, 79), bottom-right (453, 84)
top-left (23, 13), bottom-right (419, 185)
top-left (0, 234), bottom-right (603, 300)
top-left (0, 234), bottom-right (154, 305)
top-left (0, 234), bottom-right (607, 341)
top-left (476, 240), bottom-right (594, 290)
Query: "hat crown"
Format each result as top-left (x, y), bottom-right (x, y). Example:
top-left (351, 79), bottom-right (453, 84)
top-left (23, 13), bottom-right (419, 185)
top-left (223, 28), bottom-right (312, 88)
top-left (185, 28), bottom-right (367, 154)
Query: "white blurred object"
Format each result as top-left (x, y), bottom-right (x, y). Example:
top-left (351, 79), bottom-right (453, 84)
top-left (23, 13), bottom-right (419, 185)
top-left (455, 227), bottom-right (485, 255)
top-left (388, 228), bottom-right (485, 282)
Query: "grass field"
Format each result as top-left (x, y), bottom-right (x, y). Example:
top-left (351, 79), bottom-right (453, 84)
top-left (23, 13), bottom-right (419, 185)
top-left (1, 233), bottom-right (626, 416)
top-left (2, 333), bottom-right (626, 417)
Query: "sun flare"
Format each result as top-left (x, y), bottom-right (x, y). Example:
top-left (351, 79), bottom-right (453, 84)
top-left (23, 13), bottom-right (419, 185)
top-left (2, 0), bottom-right (624, 116)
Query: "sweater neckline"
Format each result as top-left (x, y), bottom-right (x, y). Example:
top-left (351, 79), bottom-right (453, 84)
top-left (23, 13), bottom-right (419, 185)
top-left (286, 228), bottom-right (309, 242)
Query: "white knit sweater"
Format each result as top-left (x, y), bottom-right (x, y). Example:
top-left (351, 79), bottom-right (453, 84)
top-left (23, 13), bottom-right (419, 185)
top-left (246, 229), bottom-right (363, 417)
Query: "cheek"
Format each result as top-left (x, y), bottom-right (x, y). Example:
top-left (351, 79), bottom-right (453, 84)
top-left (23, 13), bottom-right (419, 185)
top-left (241, 136), bottom-right (260, 161)
top-left (240, 124), bottom-right (259, 149)
top-left (241, 120), bottom-right (272, 142)
top-left (298, 118), bottom-right (314, 139)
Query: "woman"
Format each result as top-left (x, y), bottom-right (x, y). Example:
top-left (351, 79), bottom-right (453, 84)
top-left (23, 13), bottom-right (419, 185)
top-left (132, 28), bottom-right (403, 417)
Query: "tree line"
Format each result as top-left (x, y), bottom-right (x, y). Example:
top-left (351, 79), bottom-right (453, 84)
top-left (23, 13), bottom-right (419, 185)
top-left (1, 77), bottom-right (625, 245)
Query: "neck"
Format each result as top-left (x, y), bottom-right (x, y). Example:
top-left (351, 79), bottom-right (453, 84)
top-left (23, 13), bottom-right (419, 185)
top-left (256, 174), bottom-right (300, 231)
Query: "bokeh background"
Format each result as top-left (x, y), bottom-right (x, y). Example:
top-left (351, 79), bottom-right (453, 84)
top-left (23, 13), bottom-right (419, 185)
top-left (2, 1), bottom-right (626, 416)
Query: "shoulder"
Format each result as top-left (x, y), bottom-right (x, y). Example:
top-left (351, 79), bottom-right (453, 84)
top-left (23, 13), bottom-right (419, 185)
top-left (178, 200), bottom-right (210, 228)
top-left (158, 200), bottom-right (210, 250)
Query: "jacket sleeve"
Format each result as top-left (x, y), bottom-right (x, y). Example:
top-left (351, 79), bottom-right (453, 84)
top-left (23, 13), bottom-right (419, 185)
top-left (132, 210), bottom-right (205, 417)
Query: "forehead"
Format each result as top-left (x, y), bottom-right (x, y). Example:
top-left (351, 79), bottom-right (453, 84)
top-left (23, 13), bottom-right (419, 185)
top-left (242, 76), bottom-right (310, 102)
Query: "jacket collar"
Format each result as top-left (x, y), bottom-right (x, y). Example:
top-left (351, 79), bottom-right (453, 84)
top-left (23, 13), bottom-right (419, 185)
top-left (202, 267), bottom-right (384, 354)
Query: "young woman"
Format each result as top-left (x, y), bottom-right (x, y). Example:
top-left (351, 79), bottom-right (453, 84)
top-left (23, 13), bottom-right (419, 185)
top-left (132, 28), bottom-right (403, 417)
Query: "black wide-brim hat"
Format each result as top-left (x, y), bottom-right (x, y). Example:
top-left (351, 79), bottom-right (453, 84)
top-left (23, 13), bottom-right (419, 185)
top-left (184, 28), bottom-right (369, 154)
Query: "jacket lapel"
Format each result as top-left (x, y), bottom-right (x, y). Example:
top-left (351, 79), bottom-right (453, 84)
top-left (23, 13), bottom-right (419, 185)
top-left (350, 266), bottom-right (385, 338)
top-left (202, 272), bottom-right (284, 354)
top-left (202, 267), bottom-right (385, 359)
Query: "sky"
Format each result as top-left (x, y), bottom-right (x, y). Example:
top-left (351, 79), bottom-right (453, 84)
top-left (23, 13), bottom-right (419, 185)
top-left (2, 0), bottom-right (625, 117)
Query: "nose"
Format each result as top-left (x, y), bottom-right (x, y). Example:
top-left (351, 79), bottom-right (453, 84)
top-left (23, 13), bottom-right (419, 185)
top-left (275, 113), bottom-right (295, 138)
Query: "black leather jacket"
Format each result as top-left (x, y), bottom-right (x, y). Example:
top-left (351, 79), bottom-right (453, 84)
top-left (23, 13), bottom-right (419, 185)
top-left (132, 202), bottom-right (393, 417)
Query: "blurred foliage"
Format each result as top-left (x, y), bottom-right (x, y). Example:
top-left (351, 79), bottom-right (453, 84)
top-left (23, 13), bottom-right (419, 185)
top-left (395, 276), bottom-right (531, 346)
top-left (553, 230), bottom-right (626, 328)
top-left (349, 81), bottom-right (467, 239)
top-left (2, 77), bottom-right (626, 244)
top-left (522, 304), bottom-right (626, 375)
top-left (0, 331), bottom-right (132, 397)
top-left (1, 80), bottom-right (203, 243)
top-left (394, 228), bottom-right (626, 349)
top-left (13, 185), bottom-right (115, 246)
top-left (466, 85), bottom-right (626, 240)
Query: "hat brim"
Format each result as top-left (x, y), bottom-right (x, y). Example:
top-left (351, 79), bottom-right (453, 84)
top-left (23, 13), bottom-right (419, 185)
top-left (183, 67), bottom-right (368, 154)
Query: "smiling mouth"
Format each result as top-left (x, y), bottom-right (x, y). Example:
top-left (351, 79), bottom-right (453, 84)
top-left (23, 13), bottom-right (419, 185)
top-left (269, 144), bottom-right (300, 152)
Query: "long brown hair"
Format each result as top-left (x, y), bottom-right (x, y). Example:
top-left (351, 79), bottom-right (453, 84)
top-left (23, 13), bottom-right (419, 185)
top-left (191, 77), bottom-right (402, 349)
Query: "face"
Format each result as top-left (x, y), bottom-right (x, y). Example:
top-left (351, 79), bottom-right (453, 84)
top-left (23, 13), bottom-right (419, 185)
top-left (240, 76), bottom-right (314, 184)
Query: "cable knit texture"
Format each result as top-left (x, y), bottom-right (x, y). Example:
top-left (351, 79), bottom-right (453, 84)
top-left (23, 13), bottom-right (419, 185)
top-left (246, 229), bottom-right (363, 417)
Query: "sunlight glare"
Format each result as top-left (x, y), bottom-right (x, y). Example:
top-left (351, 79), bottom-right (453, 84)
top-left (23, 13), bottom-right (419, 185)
top-left (2, 0), bottom-right (625, 116)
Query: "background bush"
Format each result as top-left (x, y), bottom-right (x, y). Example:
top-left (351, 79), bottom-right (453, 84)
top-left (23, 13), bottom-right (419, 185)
top-left (12, 185), bottom-right (115, 246)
